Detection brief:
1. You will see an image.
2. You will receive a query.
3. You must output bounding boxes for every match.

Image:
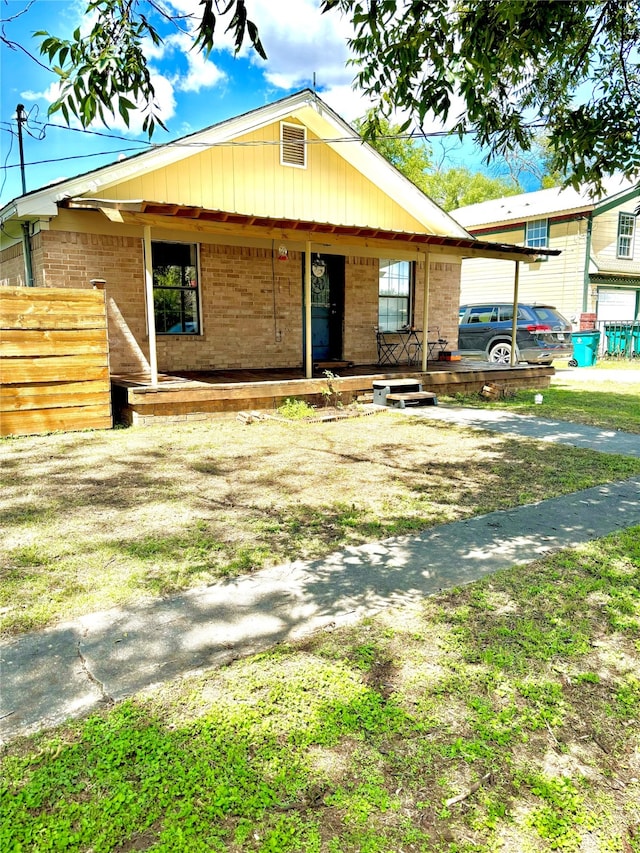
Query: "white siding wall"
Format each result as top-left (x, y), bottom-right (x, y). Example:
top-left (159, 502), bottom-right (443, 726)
top-left (592, 201), bottom-right (639, 263)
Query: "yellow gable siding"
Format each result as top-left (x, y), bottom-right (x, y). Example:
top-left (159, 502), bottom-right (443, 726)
top-left (92, 120), bottom-right (426, 233)
top-left (592, 200), bottom-right (639, 262)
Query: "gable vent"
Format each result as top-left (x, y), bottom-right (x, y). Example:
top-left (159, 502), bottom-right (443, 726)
top-left (281, 122), bottom-right (306, 168)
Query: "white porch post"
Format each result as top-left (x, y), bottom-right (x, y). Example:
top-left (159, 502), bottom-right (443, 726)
top-left (421, 253), bottom-right (430, 371)
top-left (304, 240), bottom-right (312, 378)
top-left (143, 225), bottom-right (158, 386)
top-left (510, 260), bottom-right (520, 367)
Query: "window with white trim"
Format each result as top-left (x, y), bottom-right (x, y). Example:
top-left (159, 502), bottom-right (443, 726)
top-left (617, 212), bottom-right (636, 259)
top-left (378, 259), bottom-right (413, 331)
top-left (525, 218), bottom-right (549, 249)
top-left (280, 122), bottom-right (306, 168)
top-left (152, 241), bottom-right (200, 334)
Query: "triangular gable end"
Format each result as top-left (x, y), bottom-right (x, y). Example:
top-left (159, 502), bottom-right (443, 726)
top-left (5, 90), bottom-right (470, 240)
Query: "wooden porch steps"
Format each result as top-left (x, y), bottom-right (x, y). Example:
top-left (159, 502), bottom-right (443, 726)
top-left (386, 391), bottom-right (438, 409)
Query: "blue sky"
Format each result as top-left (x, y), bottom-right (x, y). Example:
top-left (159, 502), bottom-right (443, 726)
top-left (1, 0), bottom-right (502, 209)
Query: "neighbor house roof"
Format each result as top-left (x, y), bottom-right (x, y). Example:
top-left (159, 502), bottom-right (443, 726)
top-left (451, 176), bottom-right (639, 230)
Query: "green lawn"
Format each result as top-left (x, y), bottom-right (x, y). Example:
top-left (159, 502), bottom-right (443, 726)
top-left (443, 363), bottom-right (640, 433)
top-left (3, 527), bottom-right (639, 852)
top-left (2, 368), bottom-right (639, 851)
top-left (2, 412), bottom-right (639, 635)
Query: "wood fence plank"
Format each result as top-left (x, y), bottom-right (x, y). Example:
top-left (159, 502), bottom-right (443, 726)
top-left (0, 379), bottom-right (108, 403)
top-left (0, 329), bottom-right (108, 357)
top-left (0, 287), bottom-right (112, 434)
top-left (1, 387), bottom-right (111, 413)
top-left (0, 314), bottom-right (108, 331)
top-left (0, 329), bottom-right (108, 356)
top-left (1, 357), bottom-right (110, 384)
top-left (0, 404), bottom-right (113, 437)
top-left (1, 286), bottom-right (105, 303)
top-left (0, 296), bottom-right (106, 314)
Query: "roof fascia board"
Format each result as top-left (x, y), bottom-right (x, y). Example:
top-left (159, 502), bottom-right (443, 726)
top-left (593, 184), bottom-right (640, 217)
top-left (461, 204), bottom-right (596, 231)
top-left (469, 210), bottom-right (594, 236)
top-left (64, 200), bottom-right (554, 262)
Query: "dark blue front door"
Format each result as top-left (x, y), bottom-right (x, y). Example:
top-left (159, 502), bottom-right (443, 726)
top-left (308, 254), bottom-right (344, 363)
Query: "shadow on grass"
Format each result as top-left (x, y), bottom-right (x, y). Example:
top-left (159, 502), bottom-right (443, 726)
top-left (3, 528), bottom-right (639, 851)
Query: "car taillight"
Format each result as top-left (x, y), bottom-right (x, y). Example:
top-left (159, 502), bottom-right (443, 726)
top-left (526, 324), bottom-right (552, 331)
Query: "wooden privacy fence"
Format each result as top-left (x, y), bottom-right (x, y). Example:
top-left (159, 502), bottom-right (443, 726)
top-left (0, 286), bottom-right (112, 436)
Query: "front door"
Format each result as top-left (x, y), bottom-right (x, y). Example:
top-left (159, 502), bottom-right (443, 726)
top-left (306, 254), bottom-right (344, 362)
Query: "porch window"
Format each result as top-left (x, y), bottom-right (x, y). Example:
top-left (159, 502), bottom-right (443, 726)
top-left (525, 218), bottom-right (549, 249)
top-left (378, 259), bottom-right (413, 331)
top-left (617, 212), bottom-right (635, 259)
top-left (152, 241), bottom-right (200, 334)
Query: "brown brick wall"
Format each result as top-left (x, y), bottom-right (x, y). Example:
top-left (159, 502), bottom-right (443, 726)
top-left (2, 231), bottom-right (462, 372)
top-left (424, 260), bottom-right (462, 348)
top-left (174, 243), bottom-right (304, 370)
top-left (411, 258), bottom-right (461, 350)
top-left (344, 256), bottom-right (379, 362)
top-left (0, 241), bottom-right (29, 287)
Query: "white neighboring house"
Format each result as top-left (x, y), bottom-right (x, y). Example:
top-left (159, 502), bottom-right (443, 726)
top-left (451, 178), bottom-right (640, 327)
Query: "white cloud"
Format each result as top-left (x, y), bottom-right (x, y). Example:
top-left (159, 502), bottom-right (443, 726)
top-left (21, 81), bottom-right (62, 103)
top-left (160, 32), bottom-right (227, 93)
top-left (245, 0), bottom-right (354, 85)
top-left (315, 83), bottom-right (375, 126)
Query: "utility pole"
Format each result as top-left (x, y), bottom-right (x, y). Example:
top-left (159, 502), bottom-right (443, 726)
top-left (16, 103), bottom-right (34, 286)
top-left (16, 104), bottom-right (28, 195)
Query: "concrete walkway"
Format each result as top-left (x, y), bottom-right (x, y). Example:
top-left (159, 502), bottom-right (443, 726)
top-left (2, 411), bottom-right (639, 744)
top-left (402, 405), bottom-right (640, 457)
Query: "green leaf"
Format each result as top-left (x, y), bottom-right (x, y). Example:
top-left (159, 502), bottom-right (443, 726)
top-left (118, 99), bottom-right (131, 126)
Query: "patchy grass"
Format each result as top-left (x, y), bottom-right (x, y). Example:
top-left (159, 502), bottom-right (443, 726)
top-left (2, 527), bottom-right (639, 852)
top-left (2, 413), bottom-right (639, 635)
top-left (443, 365), bottom-right (640, 433)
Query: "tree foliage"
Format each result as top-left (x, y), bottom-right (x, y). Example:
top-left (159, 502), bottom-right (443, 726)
top-left (322, 0), bottom-right (640, 192)
top-left (356, 112), bottom-right (521, 210)
top-left (9, 0), bottom-right (266, 135)
top-left (353, 112), bottom-right (433, 191)
top-left (423, 168), bottom-right (520, 212)
top-left (3, 0), bottom-right (638, 193)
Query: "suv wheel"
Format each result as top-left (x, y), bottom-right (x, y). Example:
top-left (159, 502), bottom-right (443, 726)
top-left (488, 342), bottom-right (513, 364)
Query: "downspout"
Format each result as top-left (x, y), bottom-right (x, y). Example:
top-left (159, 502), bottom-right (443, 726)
top-left (22, 221), bottom-right (34, 287)
top-left (582, 213), bottom-right (593, 313)
top-left (510, 261), bottom-right (520, 366)
top-left (421, 253), bottom-right (430, 371)
top-left (304, 241), bottom-right (312, 378)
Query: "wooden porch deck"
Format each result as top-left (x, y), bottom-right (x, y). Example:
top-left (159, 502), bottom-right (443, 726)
top-left (111, 360), bottom-right (554, 426)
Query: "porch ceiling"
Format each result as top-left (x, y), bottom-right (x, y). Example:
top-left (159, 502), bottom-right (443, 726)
top-left (61, 197), bottom-right (560, 263)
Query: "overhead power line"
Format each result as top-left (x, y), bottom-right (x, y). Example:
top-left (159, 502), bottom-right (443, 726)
top-left (0, 115), bottom-right (548, 175)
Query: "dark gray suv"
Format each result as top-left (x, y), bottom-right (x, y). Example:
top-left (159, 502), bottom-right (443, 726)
top-left (458, 303), bottom-right (573, 364)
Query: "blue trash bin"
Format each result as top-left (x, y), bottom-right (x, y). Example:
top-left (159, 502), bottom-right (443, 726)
top-left (569, 330), bottom-right (600, 367)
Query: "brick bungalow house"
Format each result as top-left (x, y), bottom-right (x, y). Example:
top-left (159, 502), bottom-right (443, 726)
top-left (1, 90), bottom-right (552, 423)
